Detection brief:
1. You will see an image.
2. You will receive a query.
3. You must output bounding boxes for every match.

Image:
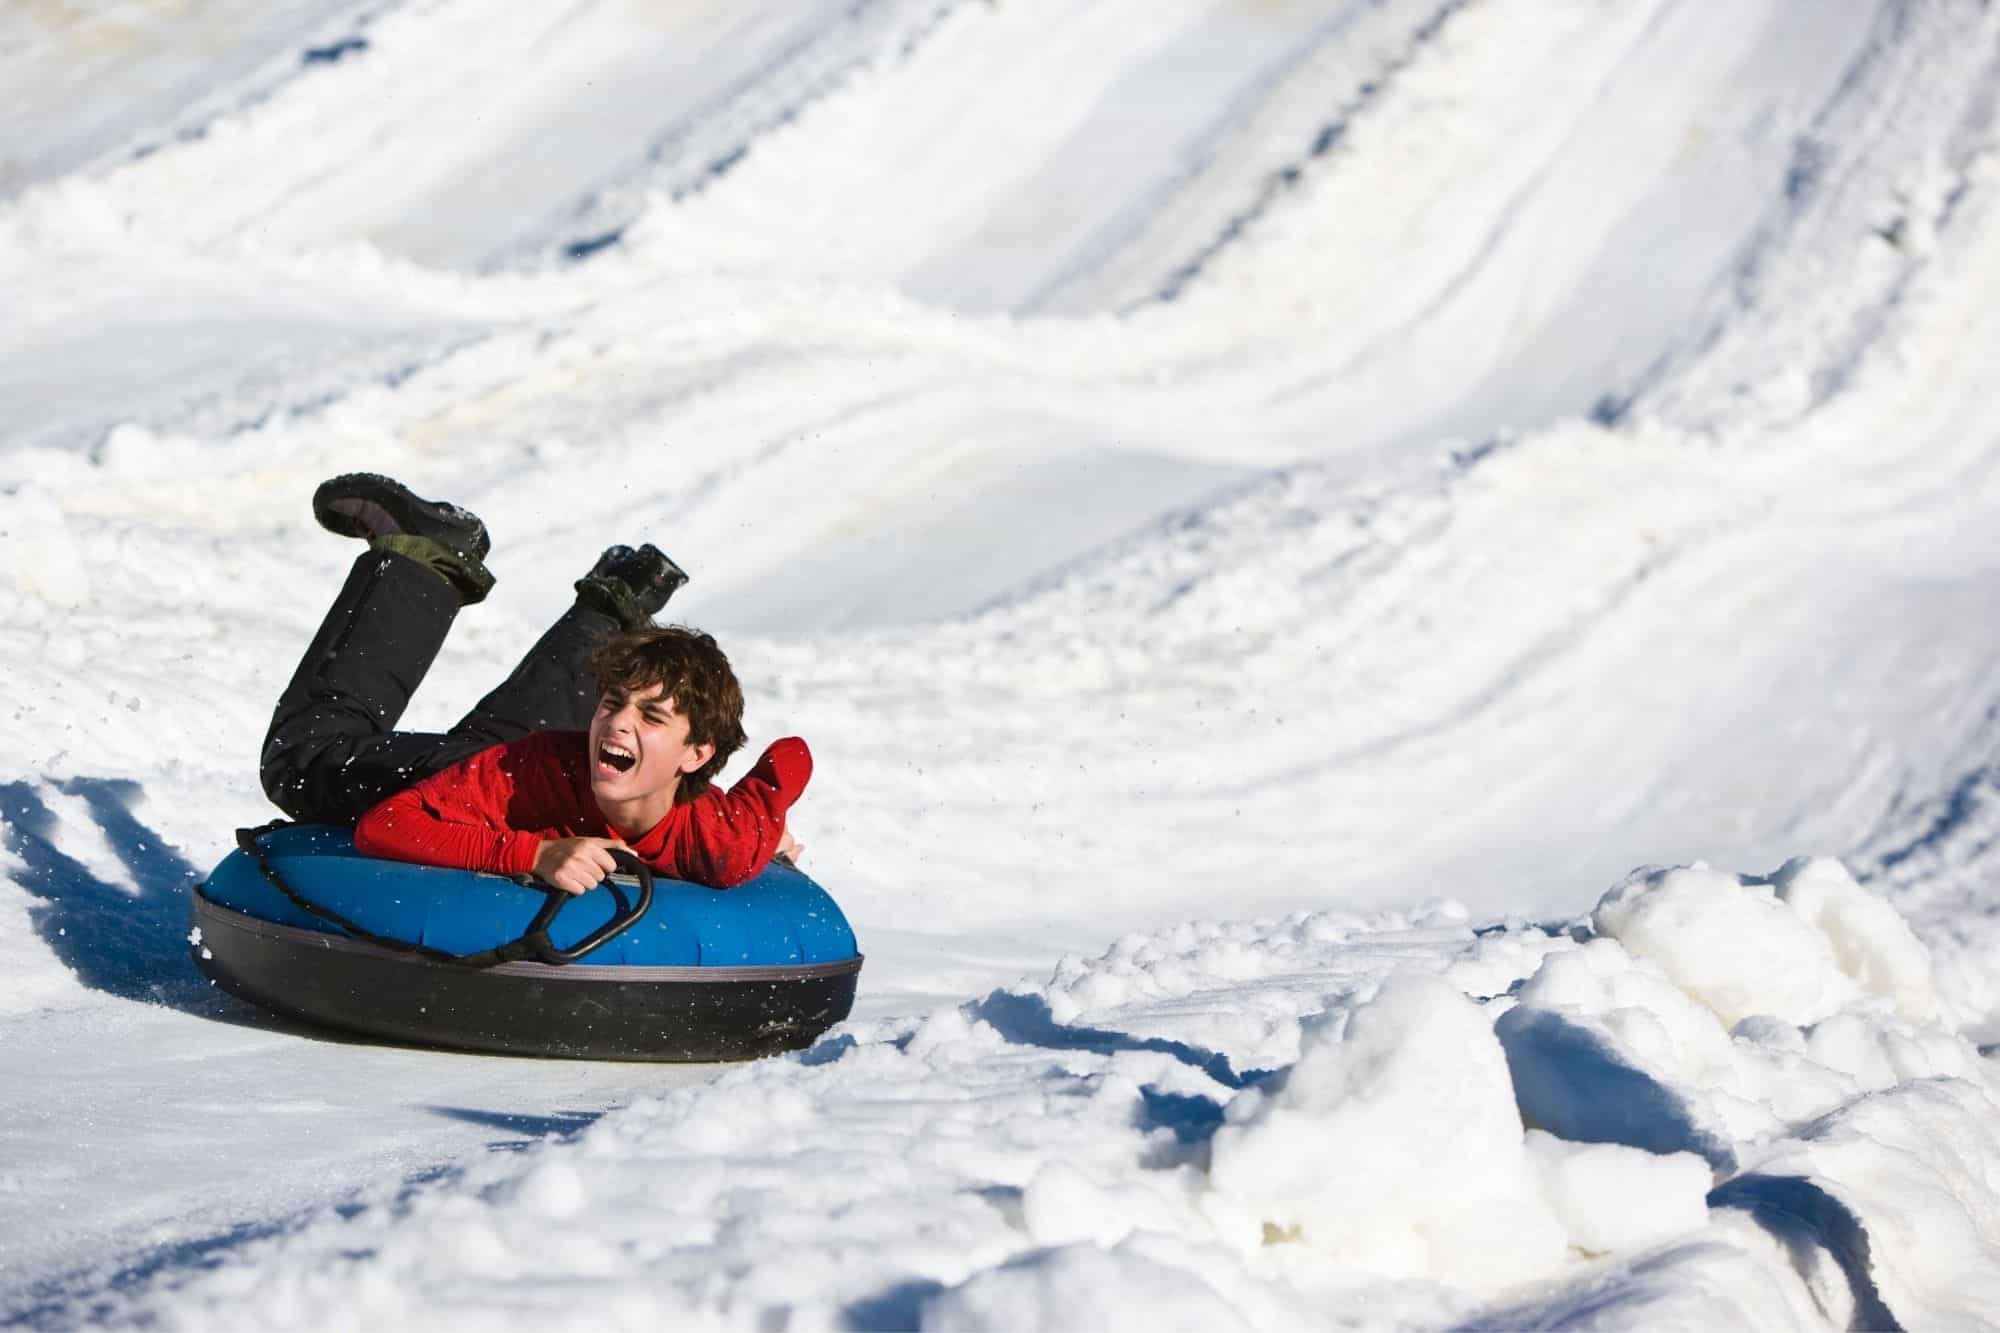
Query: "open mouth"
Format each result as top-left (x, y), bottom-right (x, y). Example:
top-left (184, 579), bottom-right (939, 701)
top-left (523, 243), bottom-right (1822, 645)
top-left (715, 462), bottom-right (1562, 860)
top-left (598, 742), bottom-right (637, 774)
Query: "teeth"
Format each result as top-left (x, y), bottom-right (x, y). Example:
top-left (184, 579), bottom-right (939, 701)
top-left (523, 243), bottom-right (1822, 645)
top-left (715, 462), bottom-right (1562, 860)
top-left (603, 744), bottom-right (634, 759)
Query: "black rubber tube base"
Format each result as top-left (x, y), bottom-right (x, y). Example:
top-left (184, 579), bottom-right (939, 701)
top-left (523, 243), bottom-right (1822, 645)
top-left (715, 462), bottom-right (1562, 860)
top-left (191, 890), bottom-right (861, 1062)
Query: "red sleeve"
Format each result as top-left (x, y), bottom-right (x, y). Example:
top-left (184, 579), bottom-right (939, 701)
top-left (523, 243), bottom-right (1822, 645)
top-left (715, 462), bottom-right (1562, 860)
top-left (664, 737), bottom-right (812, 888)
top-left (352, 734), bottom-right (566, 876)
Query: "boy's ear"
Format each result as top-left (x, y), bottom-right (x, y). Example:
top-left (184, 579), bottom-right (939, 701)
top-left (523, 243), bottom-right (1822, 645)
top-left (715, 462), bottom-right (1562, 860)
top-left (679, 741), bottom-right (716, 776)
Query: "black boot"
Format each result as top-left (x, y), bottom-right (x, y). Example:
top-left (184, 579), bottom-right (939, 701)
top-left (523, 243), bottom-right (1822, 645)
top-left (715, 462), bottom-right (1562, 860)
top-left (575, 544), bottom-right (689, 629)
top-left (312, 473), bottom-right (494, 604)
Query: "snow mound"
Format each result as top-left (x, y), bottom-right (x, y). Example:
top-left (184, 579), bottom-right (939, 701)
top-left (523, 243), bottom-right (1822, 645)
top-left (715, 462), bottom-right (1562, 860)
top-left (1730, 1078), bottom-right (2000, 1328)
top-left (109, 859), bottom-right (1998, 1329)
top-left (1592, 856), bottom-right (1938, 1028)
top-left (1206, 972), bottom-right (1569, 1287)
top-left (1502, 858), bottom-right (1982, 1175)
top-left (1524, 1131), bottom-right (1712, 1258)
top-left (920, 1243), bottom-right (1253, 1333)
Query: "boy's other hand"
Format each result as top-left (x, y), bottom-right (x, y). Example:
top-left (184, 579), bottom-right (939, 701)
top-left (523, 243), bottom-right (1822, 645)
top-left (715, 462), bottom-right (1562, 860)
top-left (532, 836), bottom-right (629, 895)
top-left (777, 828), bottom-right (803, 865)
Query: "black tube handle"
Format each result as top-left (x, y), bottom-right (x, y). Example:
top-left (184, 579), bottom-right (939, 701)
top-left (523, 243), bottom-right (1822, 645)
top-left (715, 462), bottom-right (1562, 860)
top-left (524, 849), bottom-right (655, 964)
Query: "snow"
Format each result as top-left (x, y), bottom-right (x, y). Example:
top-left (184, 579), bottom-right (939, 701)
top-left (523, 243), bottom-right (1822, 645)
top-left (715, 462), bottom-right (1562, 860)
top-left (1590, 858), bottom-right (1939, 1029)
top-left (1206, 972), bottom-right (1572, 1287)
top-left (47, 878), bottom-right (1995, 1330)
top-left (1522, 1131), bottom-right (1712, 1259)
top-left (4, 0), bottom-right (2000, 1327)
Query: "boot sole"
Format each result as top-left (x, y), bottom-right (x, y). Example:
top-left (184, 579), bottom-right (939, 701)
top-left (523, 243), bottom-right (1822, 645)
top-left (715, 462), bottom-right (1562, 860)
top-left (313, 472), bottom-right (491, 559)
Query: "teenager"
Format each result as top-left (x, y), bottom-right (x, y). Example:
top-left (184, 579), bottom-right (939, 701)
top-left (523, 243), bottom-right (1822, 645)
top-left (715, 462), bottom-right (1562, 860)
top-left (259, 474), bottom-right (809, 893)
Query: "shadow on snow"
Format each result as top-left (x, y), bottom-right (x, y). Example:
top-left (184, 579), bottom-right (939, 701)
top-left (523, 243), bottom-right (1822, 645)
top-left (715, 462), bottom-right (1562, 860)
top-left (0, 776), bottom-right (221, 1013)
top-left (2, 1161), bottom-right (461, 1331)
top-left (967, 990), bottom-right (1274, 1092)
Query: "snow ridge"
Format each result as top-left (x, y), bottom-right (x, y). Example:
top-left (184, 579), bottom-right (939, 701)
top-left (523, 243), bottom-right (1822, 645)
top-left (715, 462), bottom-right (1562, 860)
top-left (1147, 0), bottom-right (1478, 307)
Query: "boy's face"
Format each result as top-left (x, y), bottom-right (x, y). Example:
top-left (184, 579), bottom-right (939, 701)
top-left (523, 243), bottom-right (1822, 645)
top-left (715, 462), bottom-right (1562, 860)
top-left (588, 683), bottom-right (716, 810)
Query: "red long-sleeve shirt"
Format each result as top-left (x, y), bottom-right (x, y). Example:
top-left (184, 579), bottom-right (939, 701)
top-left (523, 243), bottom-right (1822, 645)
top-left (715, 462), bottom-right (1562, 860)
top-left (353, 731), bottom-right (811, 888)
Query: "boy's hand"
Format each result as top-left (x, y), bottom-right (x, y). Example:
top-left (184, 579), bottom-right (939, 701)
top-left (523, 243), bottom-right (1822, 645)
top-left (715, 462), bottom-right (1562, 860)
top-left (777, 828), bottom-right (803, 865)
top-left (532, 836), bottom-right (628, 895)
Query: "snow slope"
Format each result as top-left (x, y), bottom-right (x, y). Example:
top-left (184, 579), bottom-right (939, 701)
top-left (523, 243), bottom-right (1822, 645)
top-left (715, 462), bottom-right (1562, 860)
top-left (3, 0), bottom-right (1998, 1326)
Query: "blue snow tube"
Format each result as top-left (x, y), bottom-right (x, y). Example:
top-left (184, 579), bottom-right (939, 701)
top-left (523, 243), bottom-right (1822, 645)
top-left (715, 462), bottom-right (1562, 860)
top-left (190, 823), bottom-right (862, 1061)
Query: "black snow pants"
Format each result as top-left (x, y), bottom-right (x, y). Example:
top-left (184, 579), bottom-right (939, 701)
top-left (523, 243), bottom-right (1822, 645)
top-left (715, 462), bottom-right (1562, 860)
top-left (260, 550), bottom-right (619, 825)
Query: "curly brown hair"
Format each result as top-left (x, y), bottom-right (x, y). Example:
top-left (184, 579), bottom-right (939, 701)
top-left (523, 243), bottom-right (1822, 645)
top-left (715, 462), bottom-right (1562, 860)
top-left (588, 626), bottom-right (747, 797)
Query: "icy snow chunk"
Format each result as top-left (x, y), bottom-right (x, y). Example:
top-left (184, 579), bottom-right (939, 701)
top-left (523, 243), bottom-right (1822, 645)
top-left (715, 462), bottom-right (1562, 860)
top-left (0, 485), bottom-right (87, 608)
top-left (922, 1242), bottom-right (1251, 1332)
top-left (1590, 858), bottom-right (1946, 1040)
top-left (1205, 972), bottom-right (1566, 1286)
top-left (433, 1209), bottom-right (513, 1278)
top-left (1514, 937), bottom-right (1739, 1079)
top-left (1593, 864), bottom-right (1862, 1026)
top-left (1770, 856), bottom-right (1938, 1021)
top-left (0, 178), bottom-right (130, 251)
top-left (1034, 908), bottom-right (1466, 1070)
top-left (1505, 861), bottom-right (1985, 1175)
top-left (1443, 921), bottom-right (1574, 1000)
top-left (904, 1002), bottom-right (1005, 1063)
top-left (1729, 1077), bottom-right (2000, 1327)
top-left (1500, 939), bottom-right (1753, 1157)
top-left (1496, 1002), bottom-right (1739, 1172)
top-left (1802, 1010), bottom-right (1981, 1090)
top-left (1020, 1161), bottom-right (1188, 1250)
top-left (95, 423), bottom-right (168, 474)
top-left (512, 1160), bottom-right (588, 1221)
top-left (1524, 1130), bottom-right (1710, 1256)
